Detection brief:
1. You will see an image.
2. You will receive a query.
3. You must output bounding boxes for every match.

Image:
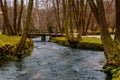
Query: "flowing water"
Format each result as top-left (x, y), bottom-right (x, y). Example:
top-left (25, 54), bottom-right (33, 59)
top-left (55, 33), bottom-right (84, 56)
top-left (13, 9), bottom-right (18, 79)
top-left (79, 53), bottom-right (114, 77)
top-left (0, 38), bottom-right (107, 80)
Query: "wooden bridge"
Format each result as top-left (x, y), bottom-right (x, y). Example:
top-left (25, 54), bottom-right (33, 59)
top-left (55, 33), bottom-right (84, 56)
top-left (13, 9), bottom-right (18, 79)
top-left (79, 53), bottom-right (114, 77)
top-left (19, 33), bottom-right (65, 41)
top-left (19, 33), bottom-right (65, 37)
top-left (28, 33), bottom-right (65, 37)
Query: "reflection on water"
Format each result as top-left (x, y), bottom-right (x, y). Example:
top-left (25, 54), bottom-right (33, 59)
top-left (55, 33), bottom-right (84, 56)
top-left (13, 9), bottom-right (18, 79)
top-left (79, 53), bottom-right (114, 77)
top-left (0, 39), bottom-right (107, 80)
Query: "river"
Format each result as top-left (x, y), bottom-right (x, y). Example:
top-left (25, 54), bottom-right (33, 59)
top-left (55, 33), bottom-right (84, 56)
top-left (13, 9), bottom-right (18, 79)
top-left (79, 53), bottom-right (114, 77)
top-left (0, 39), bottom-right (107, 80)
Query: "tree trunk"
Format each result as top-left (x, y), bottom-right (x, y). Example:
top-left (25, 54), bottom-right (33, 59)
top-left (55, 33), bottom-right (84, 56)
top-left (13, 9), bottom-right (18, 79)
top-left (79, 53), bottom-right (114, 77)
top-left (13, 0), bottom-right (17, 34)
top-left (68, 0), bottom-right (74, 39)
top-left (16, 0), bottom-right (33, 52)
top-left (84, 11), bottom-right (92, 35)
top-left (115, 0), bottom-right (120, 42)
top-left (0, 0), bottom-right (15, 35)
top-left (53, 0), bottom-right (63, 33)
top-left (82, 1), bottom-right (88, 35)
top-left (76, 0), bottom-right (84, 41)
top-left (96, 0), bottom-right (114, 59)
top-left (62, 0), bottom-right (70, 40)
top-left (62, 0), bottom-right (84, 45)
top-left (17, 0), bottom-right (24, 33)
top-left (2, 13), bottom-right (7, 34)
top-left (88, 0), bottom-right (120, 66)
top-left (34, 0), bottom-right (40, 30)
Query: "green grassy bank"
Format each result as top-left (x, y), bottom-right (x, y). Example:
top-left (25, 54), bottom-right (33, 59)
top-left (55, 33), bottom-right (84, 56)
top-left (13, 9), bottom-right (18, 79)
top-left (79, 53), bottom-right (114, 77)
top-left (0, 34), bottom-right (33, 65)
top-left (49, 37), bottom-right (120, 80)
top-left (50, 37), bottom-right (103, 50)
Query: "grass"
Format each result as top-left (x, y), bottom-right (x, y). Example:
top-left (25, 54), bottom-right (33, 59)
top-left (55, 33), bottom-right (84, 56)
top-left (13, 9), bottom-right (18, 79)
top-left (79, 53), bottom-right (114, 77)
top-left (0, 34), bottom-right (33, 64)
top-left (52, 37), bottom-right (102, 44)
top-left (0, 34), bottom-right (31, 46)
top-left (0, 34), bottom-right (21, 45)
top-left (81, 38), bottom-right (102, 44)
top-left (52, 37), bottom-right (66, 41)
top-left (50, 37), bottom-right (103, 50)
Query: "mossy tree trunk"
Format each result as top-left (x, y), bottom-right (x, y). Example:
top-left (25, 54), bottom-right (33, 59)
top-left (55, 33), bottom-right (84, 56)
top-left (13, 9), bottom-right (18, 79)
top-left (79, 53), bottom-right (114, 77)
top-left (16, 0), bottom-right (33, 52)
top-left (62, 0), bottom-right (84, 45)
top-left (88, 0), bottom-right (120, 66)
top-left (68, 0), bottom-right (74, 41)
top-left (76, 0), bottom-right (84, 41)
top-left (62, 0), bottom-right (75, 44)
top-left (62, 0), bottom-right (71, 41)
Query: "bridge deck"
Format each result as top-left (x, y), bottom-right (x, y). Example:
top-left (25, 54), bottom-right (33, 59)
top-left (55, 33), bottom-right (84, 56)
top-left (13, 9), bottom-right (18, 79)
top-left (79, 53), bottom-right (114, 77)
top-left (19, 33), bottom-right (66, 37)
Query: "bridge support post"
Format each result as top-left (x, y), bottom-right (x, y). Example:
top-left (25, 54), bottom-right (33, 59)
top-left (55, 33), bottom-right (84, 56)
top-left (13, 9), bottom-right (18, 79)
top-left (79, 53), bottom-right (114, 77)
top-left (41, 35), bottom-right (46, 41)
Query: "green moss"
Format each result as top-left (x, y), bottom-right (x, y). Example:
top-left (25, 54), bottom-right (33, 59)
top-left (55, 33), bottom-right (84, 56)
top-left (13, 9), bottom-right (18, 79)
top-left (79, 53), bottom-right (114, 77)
top-left (81, 38), bottom-right (102, 44)
top-left (103, 65), bottom-right (115, 72)
top-left (16, 46), bottom-right (33, 59)
top-left (0, 35), bottom-right (20, 45)
top-left (103, 64), bottom-right (120, 80)
top-left (77, 42), bottom-right (103, 50)
top-left (111, 68), bottom-right (120, 80)
top-left (0, 34), bottom-right (31, 45)
top-left (49, 37), bottom-right (103, 50)
top-left (50, 37), bottom-right (102, 44)
top-left (0, 34), bottom-right (33, 65)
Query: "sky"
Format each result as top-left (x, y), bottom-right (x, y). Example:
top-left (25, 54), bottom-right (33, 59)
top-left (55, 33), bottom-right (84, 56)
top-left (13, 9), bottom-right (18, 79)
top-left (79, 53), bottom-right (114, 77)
top-left (5, 0), bottom-right (53, 9)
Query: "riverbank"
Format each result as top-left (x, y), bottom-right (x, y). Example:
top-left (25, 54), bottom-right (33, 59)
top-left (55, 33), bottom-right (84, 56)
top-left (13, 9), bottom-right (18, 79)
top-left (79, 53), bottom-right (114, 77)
top-left (49, 37), bottom-right (120, 80)
top-left (49, 37), bottom-right (103, 50)
top-left (0, 34), bottom-right (33, 65)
